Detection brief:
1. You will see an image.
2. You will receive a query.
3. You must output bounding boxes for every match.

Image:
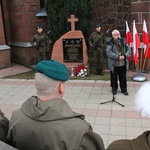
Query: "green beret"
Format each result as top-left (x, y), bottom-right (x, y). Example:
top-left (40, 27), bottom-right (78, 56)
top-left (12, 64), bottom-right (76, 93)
top-left (96, 23), bottom-right (101, 28)
top-left (35, 60), bottom-right (69, 81)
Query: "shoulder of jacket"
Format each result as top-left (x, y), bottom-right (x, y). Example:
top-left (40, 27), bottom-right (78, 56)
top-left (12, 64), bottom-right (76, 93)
top-left (33, 34), bottom-right (38, 37)
top-left (100, 31), bottom-right (104, 35)
top-left (107, 39), bottom-right (113, 45)
top-left (120, 38), bottom-right (126, 44)
top-left (91, 31), bottom-right (96, 35)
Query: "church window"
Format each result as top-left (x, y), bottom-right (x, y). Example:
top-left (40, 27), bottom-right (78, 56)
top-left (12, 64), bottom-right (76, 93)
top-left (36, 0), bottom-right (47, 17)
top-left (40, 0), bottom-right (45, 8)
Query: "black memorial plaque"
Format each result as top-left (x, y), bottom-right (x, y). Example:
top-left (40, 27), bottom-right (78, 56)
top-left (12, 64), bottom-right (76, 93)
top-left (63, 38), bottom-right (83, 62)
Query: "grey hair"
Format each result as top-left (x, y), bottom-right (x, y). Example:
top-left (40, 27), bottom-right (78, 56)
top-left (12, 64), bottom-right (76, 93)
top-left (35, 73), bottom-right (62, 97)
top-left (112, 29), bottom-right (120, 35)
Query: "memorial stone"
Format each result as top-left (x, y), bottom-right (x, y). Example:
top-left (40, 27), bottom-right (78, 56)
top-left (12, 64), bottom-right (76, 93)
top-left (51, 15), bottom-right (88, 75)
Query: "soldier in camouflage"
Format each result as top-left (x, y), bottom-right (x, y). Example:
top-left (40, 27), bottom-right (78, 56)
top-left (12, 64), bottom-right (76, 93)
top-left (30, 25), bottom-right (50, 62)
top-left (89, 23), bottom-right (106, 75)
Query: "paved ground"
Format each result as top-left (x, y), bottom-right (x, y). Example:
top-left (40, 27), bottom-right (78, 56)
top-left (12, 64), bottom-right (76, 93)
top-left (0, 63), bottom-right (150, 148)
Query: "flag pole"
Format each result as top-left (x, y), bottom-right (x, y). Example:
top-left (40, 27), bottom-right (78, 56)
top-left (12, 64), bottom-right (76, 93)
top-left (130, 47), bottom-right (135, 71)
top-left (142, 43), bottom-right (150, 72)
top-left (139, 44), bottom-right (144, 73)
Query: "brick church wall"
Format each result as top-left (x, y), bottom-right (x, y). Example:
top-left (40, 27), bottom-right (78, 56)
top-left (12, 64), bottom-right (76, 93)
top-left (0, 4), bottom-right (5, 45)
top-left (92, 0), bottom-right (131, 37)
top-left (131, 0), bottom-right (150, 37)
top-left (6, 0), bottom-right (48, 65)
top-left (5, 0), bottom-right (132, 67)
top-left (88, 0), bottom-right (131, 69)
top-left (1, 0), bottom-right (150, 70)
top-left (7, 0), bottom-right (46, 42)
top-left (92, 0), bottom-right (150, 71)
top-left (0, 1), bottom-right (11, 69)
top-left (131, 0), bottom-right (150, 71)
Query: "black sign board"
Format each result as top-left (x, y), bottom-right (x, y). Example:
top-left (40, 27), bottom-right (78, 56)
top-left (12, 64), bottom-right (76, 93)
top-left (63, 38), bottom-right (83, 62)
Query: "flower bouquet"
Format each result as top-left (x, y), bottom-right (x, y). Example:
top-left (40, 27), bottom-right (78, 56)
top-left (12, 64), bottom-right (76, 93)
top-left (75, 64), bottom-right (88, 77)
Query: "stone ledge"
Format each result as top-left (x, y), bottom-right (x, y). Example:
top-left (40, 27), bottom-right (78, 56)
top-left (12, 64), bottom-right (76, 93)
top-left (0, 45), bottom-right (11, 50)
top-left (8, 42), bottom-right (32, 48)
top-left (36, 8), bottom-right (47, 17)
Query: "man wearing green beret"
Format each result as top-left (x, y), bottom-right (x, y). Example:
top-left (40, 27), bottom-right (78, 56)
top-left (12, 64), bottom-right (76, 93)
top-left (89, 23), bottom-right (106, 76)
top-left (7, 60), bottom-right (105, 150)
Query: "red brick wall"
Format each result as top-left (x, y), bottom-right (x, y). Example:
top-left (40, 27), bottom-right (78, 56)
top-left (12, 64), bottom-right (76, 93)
top-left (7, 0), bottom-right (48, 42)
top-left (131, 0), bottom-right (150, 38)
top-left (0, 4), bottom-right (5, 45)
top-left (6, 0), bottom-right (48, 65)
top-left (92, 0), bottom-right (131, 37)
top-left (11, 47), bottom-right (38, 65)
top-left (131, 0), bottom-right (150, 71)
top-left (0, 50), bottom-right (11, 69)
top-left (2, 0), bottom-right (11, 44)
top-left (0, 2), bottom-right (11, 69)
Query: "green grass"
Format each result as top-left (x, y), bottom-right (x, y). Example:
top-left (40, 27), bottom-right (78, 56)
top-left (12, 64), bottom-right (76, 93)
top-left (1, 71), bottom-right (35, 79)
top-left (1, 70), bottom-right (132, 81)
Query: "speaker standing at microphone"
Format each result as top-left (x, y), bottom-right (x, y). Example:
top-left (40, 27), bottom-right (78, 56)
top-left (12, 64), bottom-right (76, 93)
top-left (106, 29), bottom-right (131, 96)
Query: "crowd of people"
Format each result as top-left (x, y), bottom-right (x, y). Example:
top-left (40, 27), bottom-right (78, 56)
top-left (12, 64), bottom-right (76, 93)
top-left (0, 59), bottom-right (149, 150)
top-left (0, 24), bottom-right (149, 150)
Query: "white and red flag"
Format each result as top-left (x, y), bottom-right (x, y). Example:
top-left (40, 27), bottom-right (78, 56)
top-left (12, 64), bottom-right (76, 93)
top-left (133, 20), bottom-right (140, 64)
top-left (125, 21), bottom-right (132, 61)
top-left (125, 21), bottom-right (132, 46)
top-left (147, 38), bottom-right (150, 58)
top-left (142, 20), bottom-right (150, 58)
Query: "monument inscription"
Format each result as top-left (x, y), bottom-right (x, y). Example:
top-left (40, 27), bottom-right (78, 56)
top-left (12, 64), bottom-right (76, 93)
top-left (63, 38), bottom-right (83, 62)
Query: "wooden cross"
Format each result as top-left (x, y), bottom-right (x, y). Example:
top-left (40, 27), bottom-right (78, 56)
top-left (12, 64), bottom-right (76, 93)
top-left (68, 15), bottom-right (78, 31)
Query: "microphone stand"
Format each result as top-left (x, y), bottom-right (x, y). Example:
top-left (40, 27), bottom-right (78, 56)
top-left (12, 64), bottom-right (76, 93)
top-left (100, 92), bottom-right (124, 107)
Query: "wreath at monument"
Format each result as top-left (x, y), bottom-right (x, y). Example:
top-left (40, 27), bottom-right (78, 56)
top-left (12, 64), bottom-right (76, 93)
top-left (70, 64), bottom-right (88, 77)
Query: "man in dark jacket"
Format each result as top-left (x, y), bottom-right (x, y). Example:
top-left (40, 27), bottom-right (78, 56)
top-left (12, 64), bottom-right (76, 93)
top-left (106, 29), bottom-right (131, 95)
top-left (7, 60), bottom-right (105, 150)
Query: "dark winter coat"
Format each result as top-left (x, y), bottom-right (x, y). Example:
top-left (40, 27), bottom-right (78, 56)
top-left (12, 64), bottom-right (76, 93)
top-left (106, 38), bottom-right (131, 72)
top-left (7, 96), bottom-right (105, 150)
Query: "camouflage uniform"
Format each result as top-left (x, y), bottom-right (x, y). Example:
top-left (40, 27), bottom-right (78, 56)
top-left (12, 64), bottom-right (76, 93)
top-left (89, 30), bottom-right (105, 75)
top-left (30, 33), bottom-right (50, 62)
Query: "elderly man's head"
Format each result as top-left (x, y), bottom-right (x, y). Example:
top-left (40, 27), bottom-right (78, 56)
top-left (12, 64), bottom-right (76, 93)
top-left (112, 29), bottom-right (121, 40)
top-left (34, 60), bottom-right (69, 101)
